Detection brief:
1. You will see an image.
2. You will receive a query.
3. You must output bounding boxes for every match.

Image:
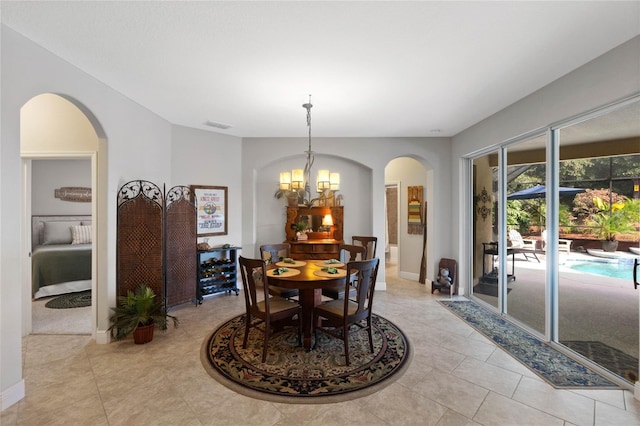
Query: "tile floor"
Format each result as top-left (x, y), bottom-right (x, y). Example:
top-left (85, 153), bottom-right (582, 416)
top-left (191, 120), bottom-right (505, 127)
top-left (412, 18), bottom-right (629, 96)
top-left (2, 266), bottom-right (640, 425)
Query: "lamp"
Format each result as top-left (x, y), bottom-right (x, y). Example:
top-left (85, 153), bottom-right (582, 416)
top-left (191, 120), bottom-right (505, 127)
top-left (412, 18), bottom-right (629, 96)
top-left (321, 214), bottom-right (333, 233)
top-left (278, 95), bottom-right (340, 206)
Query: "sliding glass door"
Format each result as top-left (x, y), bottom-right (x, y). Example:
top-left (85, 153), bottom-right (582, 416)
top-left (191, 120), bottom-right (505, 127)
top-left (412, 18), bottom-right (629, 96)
top-left (555, 100), bottom-right (639, 383)
top-left (468, 96), bottom-right (639, 385)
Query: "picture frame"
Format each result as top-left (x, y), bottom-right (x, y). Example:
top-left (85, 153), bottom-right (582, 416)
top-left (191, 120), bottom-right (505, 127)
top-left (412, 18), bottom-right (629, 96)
top-left (191, 185), bottom-right (228, 236)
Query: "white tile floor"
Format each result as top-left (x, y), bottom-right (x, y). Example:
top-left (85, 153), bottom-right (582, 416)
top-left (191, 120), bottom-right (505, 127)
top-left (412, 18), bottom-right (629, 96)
top-left (3, 266), bottom-right (640, 425)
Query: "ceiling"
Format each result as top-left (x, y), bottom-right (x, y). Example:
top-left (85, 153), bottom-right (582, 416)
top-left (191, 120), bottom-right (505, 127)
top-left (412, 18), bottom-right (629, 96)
top-left (2, 1), bottom-right (639, 138)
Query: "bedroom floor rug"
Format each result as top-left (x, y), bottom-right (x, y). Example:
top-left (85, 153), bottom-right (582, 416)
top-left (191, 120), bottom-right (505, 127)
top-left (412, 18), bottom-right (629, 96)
top-left (439, 300), bottom-right (620, 389)
top-left (45, 290), bottom-right (91, 309)
top-left (200, 313), bottom-right (412, 403)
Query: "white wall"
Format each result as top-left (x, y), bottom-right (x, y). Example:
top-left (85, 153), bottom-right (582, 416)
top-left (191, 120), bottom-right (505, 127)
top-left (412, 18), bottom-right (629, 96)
top-left (32, 159), bottom-right (92, 215)
top-left (170, 125), bottom-right (243, 249)
top-left (242, 136), bottom-right (453, 291)
top-left (0, 26), bottom-right (240, 409)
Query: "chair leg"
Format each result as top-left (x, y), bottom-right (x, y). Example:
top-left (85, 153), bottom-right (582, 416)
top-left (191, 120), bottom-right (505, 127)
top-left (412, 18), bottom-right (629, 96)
top-left (343, 324), bottom-right (350, 366)
top-left (243, 315), bottom-right (251, 349)
top-left (262, 323), bottom-right (269, 363)
top-left (367, 317), bottom-right (374, 353)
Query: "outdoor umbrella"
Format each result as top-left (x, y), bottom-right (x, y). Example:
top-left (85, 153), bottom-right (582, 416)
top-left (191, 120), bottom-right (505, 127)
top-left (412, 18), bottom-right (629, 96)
top-left (507, 184), bottom-right (586, 200)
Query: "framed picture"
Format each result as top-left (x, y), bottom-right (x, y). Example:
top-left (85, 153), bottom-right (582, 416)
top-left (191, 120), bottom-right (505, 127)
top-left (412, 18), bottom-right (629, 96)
top-left (192, 185), bottom-right (228, 236)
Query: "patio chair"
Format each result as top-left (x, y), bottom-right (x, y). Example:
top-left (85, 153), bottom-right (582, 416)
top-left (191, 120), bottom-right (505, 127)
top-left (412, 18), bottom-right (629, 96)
top-left (541, 230), bottom-right (572, 253)
top-left (508, 229), bottom-right (539, 262)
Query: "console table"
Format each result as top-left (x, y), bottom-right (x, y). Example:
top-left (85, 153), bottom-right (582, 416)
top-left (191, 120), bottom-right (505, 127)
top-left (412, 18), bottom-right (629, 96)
top-left (289, 239), bottom-right (342, 260)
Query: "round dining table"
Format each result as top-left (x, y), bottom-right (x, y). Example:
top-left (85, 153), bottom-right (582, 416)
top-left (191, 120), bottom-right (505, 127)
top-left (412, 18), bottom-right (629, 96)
top-left (266, 260), bottom-right (347, 351)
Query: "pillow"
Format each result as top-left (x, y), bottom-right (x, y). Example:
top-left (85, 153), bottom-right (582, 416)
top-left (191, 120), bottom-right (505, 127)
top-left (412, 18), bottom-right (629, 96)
top-left (42, 221), bottom-right (80, 245)
top-left (71, 225), bottom-right (92, 244)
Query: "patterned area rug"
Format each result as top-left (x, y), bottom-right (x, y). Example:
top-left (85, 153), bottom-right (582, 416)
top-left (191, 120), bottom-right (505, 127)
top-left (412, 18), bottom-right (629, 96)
top-left (439, 300), bottom-right (620, 389)
top-left (45, 290), bottom-right (91, 309)
top-left (200, 313), bottom-right (412, 403)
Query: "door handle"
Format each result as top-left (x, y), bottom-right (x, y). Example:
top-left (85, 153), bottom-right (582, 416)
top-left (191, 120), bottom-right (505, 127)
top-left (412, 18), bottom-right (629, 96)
top-left (634, 258), bottom-right (639, 290)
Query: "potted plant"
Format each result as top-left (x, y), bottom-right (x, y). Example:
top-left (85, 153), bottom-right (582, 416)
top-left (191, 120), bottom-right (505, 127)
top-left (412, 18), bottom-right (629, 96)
top-left (108, 284), bottom-right (179, 344)
top-left (274, 189), bottom-right (300, 207)
top-left (589, 196), bottom-right (635, 252)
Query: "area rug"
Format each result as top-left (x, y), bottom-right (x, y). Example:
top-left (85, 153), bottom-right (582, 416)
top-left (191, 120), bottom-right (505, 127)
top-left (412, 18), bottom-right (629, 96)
top-left (45, 290), bottom-right (91, 309)
top-left (562, 340), bottom-right (638, 383)
top-left (201, 313), bottom-right (412, 403)
top-left (439, 300), bottom-right (620, 389)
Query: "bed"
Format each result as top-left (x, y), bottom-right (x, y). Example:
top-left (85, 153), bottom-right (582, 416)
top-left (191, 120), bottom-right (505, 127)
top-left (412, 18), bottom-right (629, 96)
top-left (31, 215), bottom-right (92, 298)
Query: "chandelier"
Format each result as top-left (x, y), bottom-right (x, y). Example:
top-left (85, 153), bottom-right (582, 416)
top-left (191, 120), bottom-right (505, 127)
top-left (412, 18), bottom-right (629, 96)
top-left (278, 95), bottom-right (340, 206)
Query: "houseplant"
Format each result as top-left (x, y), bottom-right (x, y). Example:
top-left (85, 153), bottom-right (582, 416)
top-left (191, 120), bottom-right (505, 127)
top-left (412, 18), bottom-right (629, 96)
top-left (274, 189), bottom-right (300, 207)
top-left (589, 196), bottom-right (635, 252)
top-left (108, 284), bottom-right (179, 344)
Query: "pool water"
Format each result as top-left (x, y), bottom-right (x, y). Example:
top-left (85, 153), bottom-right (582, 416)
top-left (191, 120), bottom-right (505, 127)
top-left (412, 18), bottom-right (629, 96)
top-left (568, 261), bottom-right (634, 280)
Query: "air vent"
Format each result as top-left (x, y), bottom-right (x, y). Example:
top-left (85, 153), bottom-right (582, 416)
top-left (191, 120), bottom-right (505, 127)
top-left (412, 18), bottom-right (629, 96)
top-left (204, 120), bottom-right (232, 130)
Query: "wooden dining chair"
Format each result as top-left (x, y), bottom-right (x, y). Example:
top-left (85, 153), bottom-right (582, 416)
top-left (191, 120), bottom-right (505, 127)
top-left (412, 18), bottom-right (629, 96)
top-left (259, 243), bottom-right (298, 299)
top-left (238, 256), bottom-right (301, 363)
top-left (352, 236), bottom-right (378, 260)
top-left (322, 244), bottom-right (366, 300)
top-left (313, 257), bottom-right (380, 366)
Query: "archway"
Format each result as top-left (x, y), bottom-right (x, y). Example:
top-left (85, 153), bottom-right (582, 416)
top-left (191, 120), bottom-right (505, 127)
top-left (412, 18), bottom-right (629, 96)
top-left (385, 157), bottom-right (431, 283)
top-left (21, 93), bottom-right (107, 341)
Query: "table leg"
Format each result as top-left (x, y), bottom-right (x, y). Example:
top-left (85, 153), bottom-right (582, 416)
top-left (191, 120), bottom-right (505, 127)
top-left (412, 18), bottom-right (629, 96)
top-left (297, 288), bottom-right (323, 351)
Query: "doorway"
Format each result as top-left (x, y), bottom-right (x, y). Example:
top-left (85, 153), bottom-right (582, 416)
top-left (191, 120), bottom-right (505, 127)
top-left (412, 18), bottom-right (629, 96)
top-left (21, 93), bottom-right (107, 341)
top-left (30, 159), bottom-right (92, 334)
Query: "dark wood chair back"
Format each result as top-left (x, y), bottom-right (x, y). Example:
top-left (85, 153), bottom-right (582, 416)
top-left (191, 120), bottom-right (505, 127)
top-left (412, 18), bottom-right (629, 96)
top-left (314, 257), bottom-right (380, 366)
top-left (258, 243), bottom-right (298, 299)
top-left (238, 256), bottom-right (301, 362)
top-left (260, 243), bottom-right (291, 265)
top-left (352, 236), bottom-right (378, 260)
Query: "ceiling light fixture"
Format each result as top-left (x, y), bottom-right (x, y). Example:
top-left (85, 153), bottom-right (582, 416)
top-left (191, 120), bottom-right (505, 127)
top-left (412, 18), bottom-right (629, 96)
top-left (278, 95), bottom-right (340, 207)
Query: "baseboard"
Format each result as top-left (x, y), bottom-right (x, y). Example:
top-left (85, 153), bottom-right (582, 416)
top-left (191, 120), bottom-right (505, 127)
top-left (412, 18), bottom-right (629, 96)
top-left (399, 271), bottom-right (419, 281)
top-left (1, 379), bottom-right (25, 411)
top-left (95, 328), bottom-right (110, 345)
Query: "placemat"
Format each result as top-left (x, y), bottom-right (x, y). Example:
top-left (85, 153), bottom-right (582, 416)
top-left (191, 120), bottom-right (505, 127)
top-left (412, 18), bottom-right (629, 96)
top-left (314, 269), bottom-right (347, 278)
top-left (315, 260), bottom-right (345, 268)
top-left (266, 268), bottom-right (301, 278)
top-left (275, 260), bottom-right (307, 268)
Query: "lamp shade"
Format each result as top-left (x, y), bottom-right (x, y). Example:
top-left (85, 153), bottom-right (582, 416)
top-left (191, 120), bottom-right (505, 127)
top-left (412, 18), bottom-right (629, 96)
top-left (322, 214), bottom-right (334, 226)
top-left (279, 172), bottom-right (291, 190)
top-left (330, 172), bottom-right (340, 191)
top-left (317, 169), bottom-right (330, 191)
top-left (291, 169), bottom-right (304, 189)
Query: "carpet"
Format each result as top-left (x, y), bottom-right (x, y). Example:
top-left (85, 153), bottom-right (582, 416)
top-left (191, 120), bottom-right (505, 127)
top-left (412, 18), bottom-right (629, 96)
top-left (45, 290), bottom-right (91, 309)
top-left (562, 340), bottom-right (638, 383)
top-left (201, 313), bottom-right (412, 403)
top-left (439, 300), bottom-right (620, 389)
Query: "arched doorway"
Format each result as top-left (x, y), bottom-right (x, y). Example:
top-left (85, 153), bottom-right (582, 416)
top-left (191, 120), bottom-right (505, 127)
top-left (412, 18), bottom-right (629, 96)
top-left (21, 93), bottom-right (107, 341)
top-left (385, 157), bottom-right (430, 283)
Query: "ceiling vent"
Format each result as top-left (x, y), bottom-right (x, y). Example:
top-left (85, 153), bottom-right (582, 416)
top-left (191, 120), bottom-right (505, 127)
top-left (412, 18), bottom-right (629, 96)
top-left (204, 120), bottom-right (232, 130)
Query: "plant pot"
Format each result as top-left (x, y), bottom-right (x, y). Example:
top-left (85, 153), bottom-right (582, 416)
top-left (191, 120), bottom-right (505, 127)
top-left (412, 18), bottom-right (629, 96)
top-left (133, 322), bottom-right (155, 344)
top-left (601, 240), bottom-right (618, 252)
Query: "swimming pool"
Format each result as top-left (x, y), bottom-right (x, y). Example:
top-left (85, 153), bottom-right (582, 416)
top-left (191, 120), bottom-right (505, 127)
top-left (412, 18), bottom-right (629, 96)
top-left (567, 260), bottom-right (635, 280)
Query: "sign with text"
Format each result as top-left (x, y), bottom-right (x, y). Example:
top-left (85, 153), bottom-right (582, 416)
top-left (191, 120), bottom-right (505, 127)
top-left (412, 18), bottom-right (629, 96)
top-left (192, 185), bottom-right (228, 236)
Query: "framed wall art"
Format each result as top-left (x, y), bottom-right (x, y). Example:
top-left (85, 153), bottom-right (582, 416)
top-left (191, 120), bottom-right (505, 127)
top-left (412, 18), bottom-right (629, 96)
top-left (192, 185), bottom-right (228, 236)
